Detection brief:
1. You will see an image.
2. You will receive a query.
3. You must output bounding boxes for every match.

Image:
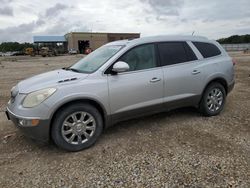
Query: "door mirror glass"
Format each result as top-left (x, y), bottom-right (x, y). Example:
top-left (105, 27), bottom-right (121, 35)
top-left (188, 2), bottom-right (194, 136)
top-left (112, 61), bottom-right (130, 73)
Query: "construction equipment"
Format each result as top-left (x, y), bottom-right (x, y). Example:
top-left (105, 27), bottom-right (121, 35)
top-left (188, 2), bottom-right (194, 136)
top-left (40, 47), bottom-right (57, 57)
top-left (25, 48), bottom-right (35, 56)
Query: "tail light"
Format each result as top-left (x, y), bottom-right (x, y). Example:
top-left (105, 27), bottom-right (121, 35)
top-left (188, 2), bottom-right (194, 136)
top-left (232, 59), bottom-right (237, 66)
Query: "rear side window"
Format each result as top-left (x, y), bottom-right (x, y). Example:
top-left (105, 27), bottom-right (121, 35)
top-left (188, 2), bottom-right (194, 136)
top-left (193, 42), bottom-right (221, 58)
top-left (157, 42), bottom-right (197, 66)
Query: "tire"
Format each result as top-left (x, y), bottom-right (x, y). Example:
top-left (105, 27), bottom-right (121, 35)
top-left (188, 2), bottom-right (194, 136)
top-left (199, 82), bottom-right (226, 116)
top-left (51, 103), bottom-right (103, 151)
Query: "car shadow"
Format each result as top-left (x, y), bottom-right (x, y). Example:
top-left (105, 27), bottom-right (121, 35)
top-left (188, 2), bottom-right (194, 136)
top-left (10, 107), bottom-right (201, 153)
top-left (103, 107), bottom-right (200, 135)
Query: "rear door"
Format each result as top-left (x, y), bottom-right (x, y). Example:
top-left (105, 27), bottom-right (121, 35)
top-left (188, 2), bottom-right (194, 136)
top-left (107, 44), bottom-right (164, 122)
top-left (157, 41), bottom-right (204, 109)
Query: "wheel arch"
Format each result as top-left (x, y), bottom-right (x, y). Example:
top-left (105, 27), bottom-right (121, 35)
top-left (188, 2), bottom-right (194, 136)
top-left (199, 77), bottom-right (228, 116)
top-left (49, 98), bottom-right (109, 140)
top-left (204, 77), bottom-right (228, 94)
top-left (198, 77), bottom-right (228, 106)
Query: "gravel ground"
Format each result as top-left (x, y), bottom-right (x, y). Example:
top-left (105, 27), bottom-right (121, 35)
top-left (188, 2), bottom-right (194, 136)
top-left (0, 53), bottom-right (249, 187)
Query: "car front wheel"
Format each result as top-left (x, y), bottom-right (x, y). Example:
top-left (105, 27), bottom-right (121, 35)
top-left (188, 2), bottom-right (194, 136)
top-left (51, 103), bottom-right (103, 151)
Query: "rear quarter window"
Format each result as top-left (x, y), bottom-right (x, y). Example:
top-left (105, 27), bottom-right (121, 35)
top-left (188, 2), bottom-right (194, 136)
top-left (193, 42), bottom-right (221, 58)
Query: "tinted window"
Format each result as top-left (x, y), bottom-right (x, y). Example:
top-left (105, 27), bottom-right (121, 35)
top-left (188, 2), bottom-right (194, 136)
top-left (183, 43), bottom-right (197, 61)
top-left (158, 42), bottom-right (197, 66)
top-left (119, 44), bottom-right (156, 71)
top-left (193, 42), bottom-right (221, 58)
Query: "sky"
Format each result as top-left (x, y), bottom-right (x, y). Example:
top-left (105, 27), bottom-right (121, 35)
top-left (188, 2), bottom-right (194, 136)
top-left (0, 0), bottom-right (249, 43)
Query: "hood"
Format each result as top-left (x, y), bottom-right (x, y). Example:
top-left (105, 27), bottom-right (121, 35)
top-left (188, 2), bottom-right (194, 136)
top-left (18, 69), bottom-right (89, 93)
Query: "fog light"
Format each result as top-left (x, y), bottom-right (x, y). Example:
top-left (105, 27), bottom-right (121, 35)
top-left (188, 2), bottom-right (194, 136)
top-left (18, 119), bottom-right (39, 126)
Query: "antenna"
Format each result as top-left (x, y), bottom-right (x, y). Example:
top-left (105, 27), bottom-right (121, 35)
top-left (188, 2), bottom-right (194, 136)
top-left (192, 31), bottom-right (195, 36)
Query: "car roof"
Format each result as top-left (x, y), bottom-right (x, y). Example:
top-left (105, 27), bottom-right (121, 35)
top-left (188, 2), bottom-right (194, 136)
top-left (106, 35), bottom-right (211, 46)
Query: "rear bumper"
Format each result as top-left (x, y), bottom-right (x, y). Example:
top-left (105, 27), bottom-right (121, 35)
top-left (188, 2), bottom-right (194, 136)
top-left (228, 80), bottom-right (235, 94)
top-left (6, 108), bottom-right (50, 142)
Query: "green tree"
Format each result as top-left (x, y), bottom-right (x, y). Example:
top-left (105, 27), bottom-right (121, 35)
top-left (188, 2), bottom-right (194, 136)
top-left (0, 42), bottom-right (34, 52)
top-left (217, 34), bottom-right (250, 44)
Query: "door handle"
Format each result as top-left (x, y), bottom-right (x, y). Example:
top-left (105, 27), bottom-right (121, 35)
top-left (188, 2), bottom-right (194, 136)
top-left (192, 70), bottom-right (201, 75)
top-left (150, 77), bottom-right (161, 83)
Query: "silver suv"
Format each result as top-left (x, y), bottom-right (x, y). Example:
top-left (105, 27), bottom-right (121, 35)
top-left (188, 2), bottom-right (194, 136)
top-left (6, 35), bottom-right (235, 151)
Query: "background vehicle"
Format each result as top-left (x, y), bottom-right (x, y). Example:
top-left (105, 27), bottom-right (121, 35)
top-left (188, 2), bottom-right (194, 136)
top-left (68, 48), bottom-right (78, 55)
top-left (2, 52), bottom-right (14, 56)
top-left (41, 47), bottom-right (57, 57)
top-left (6, 35), bottom-right (235, 151)
top-left (84, 47), bottom-right (92, 54)
top-left (25, 48), bottom-right (35, 56)
top-left (12, 51), bottom-right (26, 56)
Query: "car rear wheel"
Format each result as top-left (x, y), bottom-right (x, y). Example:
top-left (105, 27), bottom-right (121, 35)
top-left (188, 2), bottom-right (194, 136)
top-left (199, 82), bottom-right (226, 116)
top-left (51, 103), bottom-right (103, 151)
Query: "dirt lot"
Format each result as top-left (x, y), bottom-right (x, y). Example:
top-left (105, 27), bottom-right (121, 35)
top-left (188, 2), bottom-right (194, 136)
top-left (0, 53), bottom-right (249, 187)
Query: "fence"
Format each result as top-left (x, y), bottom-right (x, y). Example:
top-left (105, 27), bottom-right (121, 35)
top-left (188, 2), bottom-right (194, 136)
top-left (221, 43), bottom-right (250, 51)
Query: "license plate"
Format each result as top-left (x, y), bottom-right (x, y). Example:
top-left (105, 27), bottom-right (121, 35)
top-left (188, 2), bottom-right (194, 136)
top-left (5, 111), bottom-right (10, 120)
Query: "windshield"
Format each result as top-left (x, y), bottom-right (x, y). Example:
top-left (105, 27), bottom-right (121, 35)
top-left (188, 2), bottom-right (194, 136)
top-left (70, 45), bottom-right (123, 73)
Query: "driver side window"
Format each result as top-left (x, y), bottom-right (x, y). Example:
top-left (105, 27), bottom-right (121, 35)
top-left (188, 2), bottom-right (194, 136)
top-left (119, 44), bottom-right (156, 72)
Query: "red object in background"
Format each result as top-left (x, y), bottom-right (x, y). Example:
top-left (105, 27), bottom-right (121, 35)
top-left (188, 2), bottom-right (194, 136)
top-left (232, 59), bottom-right (237, 66)
top-left (85, 48), bottom-right (92, 54)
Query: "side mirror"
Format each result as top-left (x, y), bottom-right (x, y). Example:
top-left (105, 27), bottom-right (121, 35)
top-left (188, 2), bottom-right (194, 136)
top-left (112, 61), bottom-right (130, 73)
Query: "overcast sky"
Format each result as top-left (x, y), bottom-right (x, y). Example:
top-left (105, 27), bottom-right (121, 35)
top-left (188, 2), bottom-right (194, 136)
top-left (0, 0), bottom-right (249, 43)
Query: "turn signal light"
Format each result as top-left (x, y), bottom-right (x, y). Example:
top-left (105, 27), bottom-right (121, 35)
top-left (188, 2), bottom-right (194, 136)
top-left (18, 119), bottom-right (40, 127)
top-left (31, 119), bottom-right (40, 126)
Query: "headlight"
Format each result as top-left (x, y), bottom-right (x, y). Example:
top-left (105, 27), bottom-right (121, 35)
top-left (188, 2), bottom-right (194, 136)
top-left (22, 88), bottom-right (56, 108)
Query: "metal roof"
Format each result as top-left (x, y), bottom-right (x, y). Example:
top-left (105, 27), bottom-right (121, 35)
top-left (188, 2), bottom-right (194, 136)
top-left (33, 36), bottom-right (66, 43)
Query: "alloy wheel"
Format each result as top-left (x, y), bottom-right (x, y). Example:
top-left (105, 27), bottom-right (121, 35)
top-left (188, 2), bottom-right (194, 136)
top-left (61, 111), bottom-right (96, 145)
top-left (206, 88), bottom-right (224, 112)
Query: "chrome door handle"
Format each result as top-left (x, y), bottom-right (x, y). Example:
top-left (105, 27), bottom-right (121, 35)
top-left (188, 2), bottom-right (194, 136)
top-left (192, 70), bottom-right (201, 75)
top-left (150, 77), bottom-right (161, 83)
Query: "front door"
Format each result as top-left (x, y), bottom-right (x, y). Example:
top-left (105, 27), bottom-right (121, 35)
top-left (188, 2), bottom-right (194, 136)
top-left (107, 44), bottom-right (164, 122)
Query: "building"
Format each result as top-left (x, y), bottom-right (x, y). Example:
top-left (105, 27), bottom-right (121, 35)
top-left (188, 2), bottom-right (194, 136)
top-left (33, 36), bottom-right (67, 53)
top-left (33, 32), bottom-right (140, 54)
top-left (65, 32), bottom-right (140, 53)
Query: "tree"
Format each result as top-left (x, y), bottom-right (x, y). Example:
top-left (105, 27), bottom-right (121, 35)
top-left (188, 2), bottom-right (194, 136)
top-left (0, 42), bottom-right (34, 52)
top-left (217, 34), bottom-right (250, 44)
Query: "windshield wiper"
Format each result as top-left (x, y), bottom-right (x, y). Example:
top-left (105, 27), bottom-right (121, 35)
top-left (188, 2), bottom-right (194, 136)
top-left (62, 67), bottom-right (81, 73)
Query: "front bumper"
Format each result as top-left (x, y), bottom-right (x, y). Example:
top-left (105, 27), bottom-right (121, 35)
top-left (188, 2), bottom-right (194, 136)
top-left (6, 108), bottom-right (50, 142)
